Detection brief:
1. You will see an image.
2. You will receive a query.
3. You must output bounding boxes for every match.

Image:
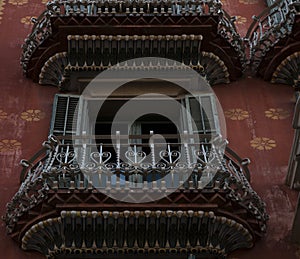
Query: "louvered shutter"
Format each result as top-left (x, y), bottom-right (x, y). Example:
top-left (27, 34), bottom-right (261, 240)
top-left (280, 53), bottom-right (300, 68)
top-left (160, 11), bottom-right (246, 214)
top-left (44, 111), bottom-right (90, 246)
top-left (181, 94), bottom-right (220, 135)
top-left (50, 94), bottom-right (80, 144)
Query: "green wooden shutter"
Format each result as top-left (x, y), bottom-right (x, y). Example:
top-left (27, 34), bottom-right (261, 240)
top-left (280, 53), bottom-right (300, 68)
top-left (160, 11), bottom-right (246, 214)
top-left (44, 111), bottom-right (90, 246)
top-left (50, 94), bottom-right (80, 143)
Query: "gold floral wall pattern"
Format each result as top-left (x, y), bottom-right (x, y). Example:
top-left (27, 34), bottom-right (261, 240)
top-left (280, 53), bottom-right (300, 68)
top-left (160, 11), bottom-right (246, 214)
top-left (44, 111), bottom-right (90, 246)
top-left (239, 0), bottom-right (258, 4)
top-left (225, 108), bottom-right (249, 120)
top-left (20, 16), bottom-right (36, 25)
top-left (0, 0), bottom-right (5, 24)
top-left (0, 109), bottom-right (7, 120)
top-left (20, 109), bottom-right (45, 122)
top-left (0, 108), bottom-right (46, 153)
top-left (250, 137), bottom-right (276, 151)
top-left (265, 108), bottom-right (290, 120)
top-left (0, 139), bottom-right (21, 152)
top-left (235, 16), bottom-right (247, 25)
top-left (8, 0), bottom-right (27, 6)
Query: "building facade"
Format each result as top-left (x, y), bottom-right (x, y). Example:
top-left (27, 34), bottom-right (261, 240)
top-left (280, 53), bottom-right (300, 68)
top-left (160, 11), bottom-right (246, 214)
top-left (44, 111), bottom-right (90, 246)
top-left (1, 0), bottom-right (300, 258)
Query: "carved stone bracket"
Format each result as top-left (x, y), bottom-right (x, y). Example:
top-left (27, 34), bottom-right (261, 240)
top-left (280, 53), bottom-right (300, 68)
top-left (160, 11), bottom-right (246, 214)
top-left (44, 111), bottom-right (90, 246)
top-left (21, 210), bottom-right (253, 259)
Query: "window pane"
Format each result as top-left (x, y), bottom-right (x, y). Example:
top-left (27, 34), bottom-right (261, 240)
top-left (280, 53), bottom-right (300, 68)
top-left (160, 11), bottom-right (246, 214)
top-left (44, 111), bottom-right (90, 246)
top-left (189, 97), bottom-right (204, 133)
top-left (200, 95), bottom-right (216, 133)
top-left (184, 94), bottom-right (219, 135)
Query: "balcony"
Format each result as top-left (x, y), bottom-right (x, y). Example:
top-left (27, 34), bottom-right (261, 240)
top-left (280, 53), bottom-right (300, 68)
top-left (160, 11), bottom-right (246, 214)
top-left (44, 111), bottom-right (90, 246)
top-left (3, 134), bottom-right (268, 258)
top-left (21, 0), bottom-right (245, 88)
top-left (246, 0), bottom-right (300, 83)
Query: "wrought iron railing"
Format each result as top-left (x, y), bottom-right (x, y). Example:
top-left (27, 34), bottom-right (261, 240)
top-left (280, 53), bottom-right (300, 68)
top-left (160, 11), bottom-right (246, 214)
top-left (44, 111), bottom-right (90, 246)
top-left (245, 0), bottom-right (299, 69)
top-left (218, 10), bottom-right (246, 65)
top-left (46, 0), bottom-right (223, 17)
top-left (19, 133), bottom-right (250, 188)
top-left (51, 138), bottom-right (222, 190)
top-left (21, 10), bottom-right (53, 73)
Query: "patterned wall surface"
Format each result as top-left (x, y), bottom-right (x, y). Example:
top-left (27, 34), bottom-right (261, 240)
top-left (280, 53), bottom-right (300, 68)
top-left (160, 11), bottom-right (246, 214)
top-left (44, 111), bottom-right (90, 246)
top-left (224, 107), bottom-right (291, 151)
top-left (213, 77), bottom-right (298, 258)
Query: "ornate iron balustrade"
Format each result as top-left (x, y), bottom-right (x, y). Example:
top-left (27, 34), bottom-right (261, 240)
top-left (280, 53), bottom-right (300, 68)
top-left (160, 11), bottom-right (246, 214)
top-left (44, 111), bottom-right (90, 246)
top-left (44, 135), bottom-right (232, 191)
top-left (245, 0), bottom-right (298, 71)
top-left (21, 10), bottom-right (52, 72)
top-left (4, 134), bottom-right (267, 237)
top-left (218, 10), bottom-right (246, 63)
top-left (46, 0), bottom-right (223, 17)
top-left (19, 134), bottom-right (248, 188)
